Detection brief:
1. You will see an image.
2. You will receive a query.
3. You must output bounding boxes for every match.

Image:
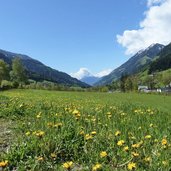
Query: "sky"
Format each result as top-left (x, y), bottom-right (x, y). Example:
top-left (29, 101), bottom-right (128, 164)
top-left (0, 0), bottom-right (171, 79)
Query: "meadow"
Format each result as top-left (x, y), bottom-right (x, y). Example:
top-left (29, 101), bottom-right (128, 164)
top-left (0, 89), bottom-right (171, 171)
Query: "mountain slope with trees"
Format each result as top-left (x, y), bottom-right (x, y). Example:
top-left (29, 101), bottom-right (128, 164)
top-left (107, 43), bottom-right (171, 92)
top-left (0, 49), bottom-right (89, 88)
top-left (149, 43), bottom-right (171, 74)
top-left (94, 43), bottom-right (165, 86)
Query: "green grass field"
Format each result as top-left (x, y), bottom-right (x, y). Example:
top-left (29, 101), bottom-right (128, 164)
top-left (0, 89), bottom-right (171, 170)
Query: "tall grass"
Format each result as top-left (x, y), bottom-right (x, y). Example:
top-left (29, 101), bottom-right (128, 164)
top-left (0, 90), bottom-right (170, 170)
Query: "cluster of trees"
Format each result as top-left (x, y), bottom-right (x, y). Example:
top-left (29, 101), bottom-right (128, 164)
top-left (149, 54), bottom-right (171, 74)
top-left (23, 81), bottom-right (87, 92)
top-left (149, 43), bottom-right (171, 74)
top-left (108, 75), bottom-right (138, 92)
top-left (0, 58), bottom-right (27, 90)
top-left (142, 70), bottom-right (171, 89)
top-left (107, 69), bottom-right (171, 92)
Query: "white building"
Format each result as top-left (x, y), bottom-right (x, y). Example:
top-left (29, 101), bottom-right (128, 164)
top-left (138, 86), bottom-right (148, 92)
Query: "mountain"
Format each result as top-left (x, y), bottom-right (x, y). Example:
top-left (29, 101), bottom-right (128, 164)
top-left (0, 49), bottom-right (90, 88)
top-left (94, 43), bottom-right (165, 86)
top-left (81, 76), bottom-right (100, 86)
top-left (149, 43), bottom-right (171, 74)
top-left (70, 68), bottom-right (100, 86)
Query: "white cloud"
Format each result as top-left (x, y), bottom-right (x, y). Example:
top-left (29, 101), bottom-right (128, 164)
top-left (117, 0), bottom-right (171, 55)
top-left (70, 68), bottom-right (112, 79)
top-left (70, 68), bottom-right (92, 79)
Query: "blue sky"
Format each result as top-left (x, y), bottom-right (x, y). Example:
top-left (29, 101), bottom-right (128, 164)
top-left (0, 0), bottom-right (171, 78)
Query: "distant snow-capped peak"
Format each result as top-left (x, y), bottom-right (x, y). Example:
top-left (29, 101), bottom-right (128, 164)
top-left (70, 68), bottom-right (112, 80)
top-left (135, 43), bottom-right (164, 56)
top-left (70, 68), bottom-right (93, 80)
top-left (146, 43), bottom-right (164, 51)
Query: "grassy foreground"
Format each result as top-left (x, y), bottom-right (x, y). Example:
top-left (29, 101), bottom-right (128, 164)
top-left (0, 89), bottom-right (171, 171)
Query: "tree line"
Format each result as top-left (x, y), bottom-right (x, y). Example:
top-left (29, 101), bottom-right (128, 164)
top-left (0, 58), bottom-right (107, 92)
top-left (107, 70), bottom-right (171, 92)
top-left (149, 54), bottom-right (171, 74)
top-left (1, 57), bottom-right (171, 92)
top-left (0, 58), bottom-right (27, 90)
top-left (0, 58), bottom-right (86, 91)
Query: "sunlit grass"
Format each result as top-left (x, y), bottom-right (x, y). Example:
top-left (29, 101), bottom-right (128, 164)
top-left (0, 89), bottom-right (170, 170)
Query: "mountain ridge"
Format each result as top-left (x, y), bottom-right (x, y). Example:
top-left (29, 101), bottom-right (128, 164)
top-left (0, 49), bottom-right (90, 88)
top-left (94, 43), bottom-right (165, 86)
top-left (149, 43), bottom-right (171, 74)
top-left (81, 76), bottom-right (100, 86)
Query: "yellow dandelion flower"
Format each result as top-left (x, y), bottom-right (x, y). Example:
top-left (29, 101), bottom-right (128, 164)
top-left (144, 157), bottom-right (151, 162)
top-left (115, 131), bottom-right (121, 136)
top-left (0, 160), bottom-right (8, 167)
top-left (36, 112), bottom-right (42, 119)
top-left (91, 118), bottom-right (96, 122)
top-left (106, 112), bottom-right (111, 115)
top-left (162, 160), bottom-right (168, 166)
top-left (75, 113), bottom-right (81, 118)
top-left (80, 130), bottom-right (85, 135)
top-left (91, 131), bottom-right (97, 136)
top-left (123, 146), bottom-right (129, 152)
top-left (54, 123), bottom-right (63, 128)
top-left (19, 104), bottom-right (23, 108)
top-left (145, 135), bottom-right (151, 139)
top-left (85, 134), bottom-right (93, 140)
top-left (35, 131), bottom-right (45, 138)
top-left (132, 152), bottom-right (139, 157)
top-left (139, 140), bottom-right (143, 145)
top-left (138, 126), bottom-right (142, 130)
top-left (127, 162), bottom-right (136, 170)
top-left (117, 140), bottom-right (125, 146)
top-left (92, 163), bottom-right (102, 171)
top-left (154, 139), bottom-right (158, 143)
top-left (72, 109), bottom-right (79, 115)
top-left (130, 136), bottom-right (136, 140)
top-left (25, 131), bottom-right (31, 136)
top-left (162, 138), bottom-right (167, 145)
top-left (150, 111), bottom-right (154, 115)
top-left (47, 122), bottom-right (53, 127)
top-left (108, 114), bottom-right (112, 118)
top-left (51, 153), bottom-right (57, 158)
top-left (134, 109), bottom-right (138, 113)
top-left (132, 141), bottom-right (143, 148)
top-left (32, 131), bottom-right (36, 135)
top-left (62, 161), bottom-right (73, 170)
top-left (150, 123), bottom-right (154, 127)
top-left (37, 156), bottom-right (44, 161)
top-left (100, 151), bottom-right (107, 158)
top-left (36, 114), bottom-right (41, 118)
top-left (121, 112), bottom-right (126, 116)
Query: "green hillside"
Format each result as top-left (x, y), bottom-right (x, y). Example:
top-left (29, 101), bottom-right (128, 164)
top-left (106, 43), bottom-right (171, 91)
top-left (0, 49), bottom-right (90, 88)
top-left (95, 44), bottom-right (164, 86)
top-left (149, 43), bottom-right (171, 74)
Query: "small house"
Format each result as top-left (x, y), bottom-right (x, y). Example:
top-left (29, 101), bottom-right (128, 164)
top-left (138, 85), bottom-right (148, 92)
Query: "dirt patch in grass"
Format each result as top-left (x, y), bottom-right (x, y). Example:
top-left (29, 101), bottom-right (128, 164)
top-left (0, 119), bottom-right (15, 157)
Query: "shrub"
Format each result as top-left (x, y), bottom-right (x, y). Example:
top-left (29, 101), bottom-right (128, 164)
top-left (1, 80), bottom-right (14, 90)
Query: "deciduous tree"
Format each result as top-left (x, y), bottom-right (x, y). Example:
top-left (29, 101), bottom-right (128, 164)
top-left (10, 57), bottom-right (27, 84)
